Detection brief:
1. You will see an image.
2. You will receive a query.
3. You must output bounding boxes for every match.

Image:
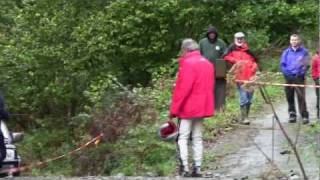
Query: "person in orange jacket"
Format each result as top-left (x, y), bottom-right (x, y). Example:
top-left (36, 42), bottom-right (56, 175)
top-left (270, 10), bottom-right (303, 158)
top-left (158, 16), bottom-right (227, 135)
top-left (223, 32), bottom-right (258, 125)
top-left (169, 38), bottom-right (214, 177)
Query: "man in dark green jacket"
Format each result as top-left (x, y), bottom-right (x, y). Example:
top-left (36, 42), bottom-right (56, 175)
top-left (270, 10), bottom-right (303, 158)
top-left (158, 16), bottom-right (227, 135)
top-left (199, 26), bottom-right (227, 112)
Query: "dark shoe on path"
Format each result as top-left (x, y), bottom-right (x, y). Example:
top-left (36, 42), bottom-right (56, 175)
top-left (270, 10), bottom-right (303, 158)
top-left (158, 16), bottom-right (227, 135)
top-left (302, 117), bottom-right (309, 124)
top-left (241, 118), bottom-right (250, 125)
top-left (288, 112), bottom-right (296, 123)
top-left (191, 166), bottom-right (202, 177)
top-left (179, 166), bottom-right (191, 177)
top-left (181, 171), bottom-right (191, 177)
top-left (288, 116), bottom-right (296, 123)
top-left (239, 106), bottom-right (247, 123)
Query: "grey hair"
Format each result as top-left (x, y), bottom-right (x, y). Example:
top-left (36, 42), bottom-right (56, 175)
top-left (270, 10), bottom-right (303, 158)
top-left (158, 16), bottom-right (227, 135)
top-left (181, 38), bottom-right (199, 52)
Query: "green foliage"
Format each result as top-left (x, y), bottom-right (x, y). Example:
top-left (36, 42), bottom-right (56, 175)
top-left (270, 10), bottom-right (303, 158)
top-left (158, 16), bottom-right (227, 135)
top-left (107, 124), bottom-right (176, 176)
top-left (89, 84), bottom-right (157, 142)
top-left (18, 123), bottom-right (75, 176)
top-left (222, 0), bottom-right (317, 46)
top-left (148, 59), bottom-right (177, 116)
top-left (18, 68), bottom-right (285, 176)
top-left (246, 29), bottom-right (270, 53)
top-left (0, 0), bottom-right (317, 121)
top-left (259, 57), bottom-right (281, 72)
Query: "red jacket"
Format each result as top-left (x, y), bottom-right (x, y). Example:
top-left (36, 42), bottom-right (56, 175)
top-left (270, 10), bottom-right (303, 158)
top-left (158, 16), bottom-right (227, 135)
top-left (312, 54), bottom-right (320, 80)
top-left (170, 50), bottom-right (214, 119)
top-left (223, 43), bottom-right (257, 81)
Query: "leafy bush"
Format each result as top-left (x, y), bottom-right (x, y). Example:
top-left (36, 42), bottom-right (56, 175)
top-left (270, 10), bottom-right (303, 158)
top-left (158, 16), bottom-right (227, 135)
top-left (1, 0), bottom-right (317, 121)
top-left (89, 86), bottom-right (157, 142)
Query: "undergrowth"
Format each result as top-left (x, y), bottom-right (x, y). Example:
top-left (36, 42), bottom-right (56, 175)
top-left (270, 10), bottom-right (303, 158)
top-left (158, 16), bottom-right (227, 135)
top-left (18, 69), bottom-right (284, 177)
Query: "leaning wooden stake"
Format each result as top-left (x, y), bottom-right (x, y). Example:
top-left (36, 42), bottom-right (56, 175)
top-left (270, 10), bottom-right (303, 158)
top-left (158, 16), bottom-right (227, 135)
top-left (259, 86), bottom-right (308, 180)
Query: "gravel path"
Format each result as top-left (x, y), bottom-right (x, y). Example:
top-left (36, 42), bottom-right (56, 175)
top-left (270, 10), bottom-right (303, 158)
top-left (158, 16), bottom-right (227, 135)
top-left (206, 87), bottom-right (319, 179)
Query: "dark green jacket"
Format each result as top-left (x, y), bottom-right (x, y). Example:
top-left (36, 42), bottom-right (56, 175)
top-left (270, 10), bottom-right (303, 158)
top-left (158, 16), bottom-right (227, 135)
top-left (199, 38), bottom-right (226, 63)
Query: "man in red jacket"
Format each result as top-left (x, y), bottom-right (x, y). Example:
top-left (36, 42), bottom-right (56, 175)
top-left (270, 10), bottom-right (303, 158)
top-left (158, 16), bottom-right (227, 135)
top-left (223, 32), bottom-right (258, 125)
top-left (170, 38), bottom-right (214, 177)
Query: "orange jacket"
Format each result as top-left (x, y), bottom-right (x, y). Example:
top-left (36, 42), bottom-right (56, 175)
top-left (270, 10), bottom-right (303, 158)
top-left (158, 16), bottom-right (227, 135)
top-left (223, 43), bottom-right (257, 81)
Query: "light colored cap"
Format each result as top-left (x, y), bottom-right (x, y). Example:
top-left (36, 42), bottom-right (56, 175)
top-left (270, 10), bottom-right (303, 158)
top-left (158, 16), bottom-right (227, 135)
top-left (234, 32), bottom-right (245, 38)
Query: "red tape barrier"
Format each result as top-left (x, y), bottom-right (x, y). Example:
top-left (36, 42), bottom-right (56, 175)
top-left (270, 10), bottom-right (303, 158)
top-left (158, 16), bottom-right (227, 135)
top-left (0, 133), bottom-right (104, 174)
top-left (235, 79), bottom-right (320, 88)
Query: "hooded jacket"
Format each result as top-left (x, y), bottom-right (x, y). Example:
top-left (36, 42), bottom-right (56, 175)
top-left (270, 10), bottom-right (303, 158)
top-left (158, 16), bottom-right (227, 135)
top-left (223, 43), bottom-right (258, 81)
top-left (170, 50), bottom-right (214, 119)
top-left (199, 27), bottom-right (226, 63)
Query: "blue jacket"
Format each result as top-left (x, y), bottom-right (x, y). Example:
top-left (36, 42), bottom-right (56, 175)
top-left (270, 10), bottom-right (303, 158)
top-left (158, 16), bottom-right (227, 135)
top-left (280, 46), bottom-right (309, 77)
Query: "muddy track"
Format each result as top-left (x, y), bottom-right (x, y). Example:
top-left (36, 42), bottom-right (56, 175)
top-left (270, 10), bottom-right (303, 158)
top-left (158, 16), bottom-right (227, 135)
top-left (206, 88), bottom-right (319, 180)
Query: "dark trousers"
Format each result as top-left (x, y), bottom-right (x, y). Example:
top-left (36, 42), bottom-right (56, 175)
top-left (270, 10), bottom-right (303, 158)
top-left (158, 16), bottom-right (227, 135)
top-left (284, 76), bottom-right (308, 118)
top-left (314, 78), bottom-right (320, 118)
top-left (0, 131), bottom-right (5, 164)
top-left (215, 79), bottom-right (226, 111)
top-left (315, 78), bottom-right (320, 108)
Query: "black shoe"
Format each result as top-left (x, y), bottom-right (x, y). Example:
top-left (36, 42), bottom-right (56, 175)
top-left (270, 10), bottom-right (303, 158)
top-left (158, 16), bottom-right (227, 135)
top-left (288, 112), bottom-right (296, 123)
top-left (179, 166), bottom-right (191, 177)
top-left (241, 118), bottom-right (250, 125)
top-left (288, 116), bottom-right (296, 123)
top-left (181, 171), bottom-right (191, 177)
top-left (191, 166), bottom-right (202, 177)
top-left (302, 117), bottom-right (309, 124)
top-left (288, 117), bottom-right (296, 123)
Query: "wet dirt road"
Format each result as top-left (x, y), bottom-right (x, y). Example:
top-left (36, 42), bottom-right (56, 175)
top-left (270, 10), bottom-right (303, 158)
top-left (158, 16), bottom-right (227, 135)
top-left (207, 88), bottom-right (320, 180)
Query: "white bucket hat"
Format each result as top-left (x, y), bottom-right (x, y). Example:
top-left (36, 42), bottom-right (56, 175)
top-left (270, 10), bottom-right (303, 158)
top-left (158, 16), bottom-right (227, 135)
top-left (234, 32), bottom-right (245, 38)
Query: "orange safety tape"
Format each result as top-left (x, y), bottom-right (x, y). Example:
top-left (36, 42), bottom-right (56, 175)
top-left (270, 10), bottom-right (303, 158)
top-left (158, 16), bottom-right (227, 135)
top-left (234, 79), bottom-right (320, 88)
top-left (0, 133), bottom-right (104, 174)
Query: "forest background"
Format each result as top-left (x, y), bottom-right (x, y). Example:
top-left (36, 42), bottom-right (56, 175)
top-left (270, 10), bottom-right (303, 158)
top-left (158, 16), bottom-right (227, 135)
top-left (0, 0), bottom-right (318, 176)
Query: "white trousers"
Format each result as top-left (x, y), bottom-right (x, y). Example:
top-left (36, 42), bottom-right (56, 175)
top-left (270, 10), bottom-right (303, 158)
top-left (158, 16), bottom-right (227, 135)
top-left (177, 118), bottom-right (203, 167)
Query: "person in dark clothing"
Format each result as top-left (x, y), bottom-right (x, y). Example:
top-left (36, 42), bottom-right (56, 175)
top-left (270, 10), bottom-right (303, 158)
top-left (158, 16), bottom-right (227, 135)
top-left (0, 132), bottom-right (5, 164)
top-left (199, 26), bottom-right (227, 112)
top-left (280, 34), bottom-right (310, 124)
top-left (0, 95), bottom-right (9, 121)
top-left (0, 93), bottom-right (9, 164)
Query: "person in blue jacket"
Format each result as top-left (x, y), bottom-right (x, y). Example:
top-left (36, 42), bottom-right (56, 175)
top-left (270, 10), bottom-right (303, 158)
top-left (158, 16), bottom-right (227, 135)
top-left (280, 34), bottom-right (310, 124)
